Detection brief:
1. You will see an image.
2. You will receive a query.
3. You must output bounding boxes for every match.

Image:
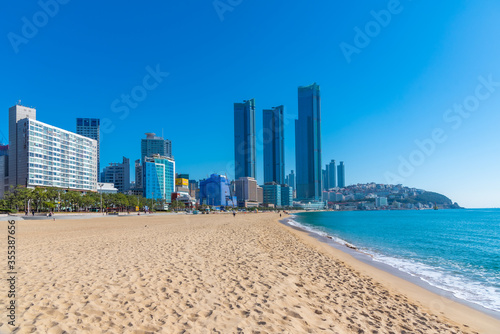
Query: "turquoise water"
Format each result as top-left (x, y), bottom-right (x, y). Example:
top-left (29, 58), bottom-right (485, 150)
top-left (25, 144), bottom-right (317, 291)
top-left (290, 209), bottom-right (500, 313)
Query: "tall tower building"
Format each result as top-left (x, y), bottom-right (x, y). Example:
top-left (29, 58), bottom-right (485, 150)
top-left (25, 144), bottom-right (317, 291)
top-left (322, 168), bottom-right (328, 192)
top-left (337, 161), bottom-right (346, 188)
top-left (141, 133), bottom-right (172, 164)
top-left (328, 160), bottom-right (337, 189)
top-left (234, 99), bottom-right (256, 180)
top-left (9, 104), bottom-right (36, 187)
top-left (295, 83), bottom-right (322, 201)
top-left (76, 118), bottom-right (100, 179)
top-left (263, 105), bottom-right (285, 184)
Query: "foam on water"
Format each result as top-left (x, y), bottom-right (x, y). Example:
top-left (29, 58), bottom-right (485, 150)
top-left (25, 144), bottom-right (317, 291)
top-left (285, 213), bottom-right (500, 313)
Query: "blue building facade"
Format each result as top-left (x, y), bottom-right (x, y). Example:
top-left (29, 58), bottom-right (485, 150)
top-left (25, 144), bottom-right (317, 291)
top-left (328, 160), bottom-right (337, 189)
top-left (234, 99), bottom-right (256, 180)
top-left (263, 105), bottom-right (285, 184)
top-left (281, 185), bottom-right (294, 207)
top-left (337, 161), bottom-right (346, 188)
top-left (199, 174), bottom-right (236, 207)
top-left (263, 182), bottom-right (282, 207)
top-left (295, 83), bottom-right (322, 201)
top-left (143, 155), bottom-right (175, 203)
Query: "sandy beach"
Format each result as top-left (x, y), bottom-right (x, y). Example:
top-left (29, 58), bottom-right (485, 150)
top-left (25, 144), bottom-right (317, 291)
top-left (1, 212), bottom-right (499, 333)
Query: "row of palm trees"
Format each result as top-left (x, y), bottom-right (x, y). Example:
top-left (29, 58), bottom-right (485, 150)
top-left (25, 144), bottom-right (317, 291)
top-left (0, 186), bottom-right (153, 213)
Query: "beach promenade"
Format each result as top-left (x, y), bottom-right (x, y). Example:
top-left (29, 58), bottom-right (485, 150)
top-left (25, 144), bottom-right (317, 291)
top-left (0, 213), bottom-right (498, 333)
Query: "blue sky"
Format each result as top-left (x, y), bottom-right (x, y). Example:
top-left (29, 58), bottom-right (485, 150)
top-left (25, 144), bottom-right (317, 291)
top-left (2, 0), bottom-right (500, 208)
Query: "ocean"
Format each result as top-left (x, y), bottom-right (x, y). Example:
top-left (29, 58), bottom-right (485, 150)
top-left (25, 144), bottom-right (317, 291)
top-left (288, 209), bottom-right (500, 314)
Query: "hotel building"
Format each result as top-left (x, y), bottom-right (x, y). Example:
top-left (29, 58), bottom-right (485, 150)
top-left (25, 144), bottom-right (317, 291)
top-left (8, 105), bottom-right (98, 191)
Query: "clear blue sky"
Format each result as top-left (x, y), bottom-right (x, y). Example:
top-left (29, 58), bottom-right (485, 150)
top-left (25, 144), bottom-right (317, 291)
top-left (2, 0), bottom-right (500, 208)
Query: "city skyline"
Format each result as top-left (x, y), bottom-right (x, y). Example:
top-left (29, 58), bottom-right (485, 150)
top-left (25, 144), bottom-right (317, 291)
top-left (2, 1), bottom-right (500, 208)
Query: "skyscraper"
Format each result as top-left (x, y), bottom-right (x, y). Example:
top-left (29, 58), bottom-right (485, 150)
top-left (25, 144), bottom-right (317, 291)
top-left (141, 133), bottom-right (172, 164)
top-left (285, 170), bottom-right (296, 199)
top-left (263, 105), bottom-right (285, 184)
top-left (76, 118), bottom-right (100, 179)
top-left (234, 99), bottom-right (256, 180)
top-left (295, 83), bottom-right (322, 201)
top-left (328, 160), bottom-right (337, 189)
top-left (286, 170), bottom-right (295, 189)
top-left (337, 161), bottom-right (346, 188)
top-left (322, 168), bottom-right (328, 192)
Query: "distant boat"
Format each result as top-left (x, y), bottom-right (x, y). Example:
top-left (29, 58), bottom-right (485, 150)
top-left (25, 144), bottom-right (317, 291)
top-left (434, 203), bottom-right (438, 210)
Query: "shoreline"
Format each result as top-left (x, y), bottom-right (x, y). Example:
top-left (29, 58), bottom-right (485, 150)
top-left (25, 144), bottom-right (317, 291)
top-left (278, 214), bottom-right (500, 333)
top-left (279, 215), bottom-right (500, 321)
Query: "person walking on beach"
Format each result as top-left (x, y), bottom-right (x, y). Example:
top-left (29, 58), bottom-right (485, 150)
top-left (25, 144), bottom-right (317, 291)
top-left (233, 211), bottom-right (236, 217)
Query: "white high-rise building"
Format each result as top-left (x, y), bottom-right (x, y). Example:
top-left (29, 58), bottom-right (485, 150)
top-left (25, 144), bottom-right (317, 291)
top-left (8, 104), bottom-right (98, 192)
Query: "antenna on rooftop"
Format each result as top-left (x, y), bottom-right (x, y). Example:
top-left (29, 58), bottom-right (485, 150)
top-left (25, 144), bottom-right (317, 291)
top-left (17, 100), bottom-right (21, 105)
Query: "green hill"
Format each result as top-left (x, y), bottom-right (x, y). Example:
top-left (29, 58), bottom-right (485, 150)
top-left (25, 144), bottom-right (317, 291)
top-left (414, 192), bottom-right (452, 205)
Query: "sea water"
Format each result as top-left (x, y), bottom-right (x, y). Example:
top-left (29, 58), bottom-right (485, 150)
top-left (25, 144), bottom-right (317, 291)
top-left (289, 209), bottom-right (500, 313)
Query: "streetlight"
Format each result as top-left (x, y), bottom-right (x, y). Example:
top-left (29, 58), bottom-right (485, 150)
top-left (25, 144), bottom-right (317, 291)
top-left (98, 183), bottom-right (104, 215)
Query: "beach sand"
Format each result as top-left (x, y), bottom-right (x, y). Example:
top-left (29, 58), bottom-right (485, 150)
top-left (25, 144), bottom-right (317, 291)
top-left (1, 213), bottom-right (499, 333)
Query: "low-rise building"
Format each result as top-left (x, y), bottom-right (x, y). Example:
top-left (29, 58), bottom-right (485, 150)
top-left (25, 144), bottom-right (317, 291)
top-left (375, 197), bottom-right (388, 207)
top-left (263, 182), bottom-right (282, 207)
top-left (97, 182), bottom-right (118, 194)
top-left (199, 174), bottom-right (236, 207)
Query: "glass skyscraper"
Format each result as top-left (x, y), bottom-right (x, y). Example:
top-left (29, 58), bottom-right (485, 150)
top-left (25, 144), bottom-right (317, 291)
top-left (328, 160), bottom-right (337, 189)
top-left (263, 105), bottom-right (284, 184)
top-left (337, 161), bottom-right (346, 188)
top-left (141, 133), bottom-right (172, 164)
top-left (234, 99), bottom-right (256, 180)
top-left (295, 83), bottom-right (322, 201)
